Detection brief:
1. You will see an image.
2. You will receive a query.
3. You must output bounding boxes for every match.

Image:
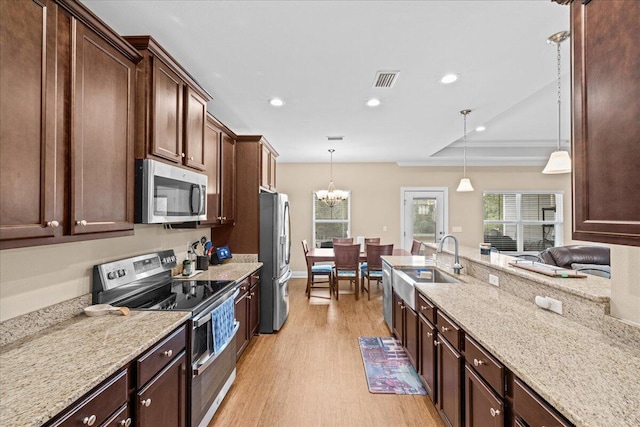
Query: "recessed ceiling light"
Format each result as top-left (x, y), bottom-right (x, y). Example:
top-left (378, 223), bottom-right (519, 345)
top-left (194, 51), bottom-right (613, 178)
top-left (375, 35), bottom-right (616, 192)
top-left (440, 74), bottom-right (458, 84)
top-left (366, 98), bottom-right (381, 107)
top-left (475, 125), bottom-right (486, 132)
top-left (269, 98), bottom-right (284, 107)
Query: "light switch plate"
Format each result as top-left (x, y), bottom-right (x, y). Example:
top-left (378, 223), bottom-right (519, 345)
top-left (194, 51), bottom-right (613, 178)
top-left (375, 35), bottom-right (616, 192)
top-left (452, 226), bottom-right (462, 233)
top-left (489, 274), bottom-right (499, 287)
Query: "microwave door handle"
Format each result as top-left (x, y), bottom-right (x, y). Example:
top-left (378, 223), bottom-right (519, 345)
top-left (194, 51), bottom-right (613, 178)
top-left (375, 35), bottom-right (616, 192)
top-left (200, 184), bottom-right (206, 215)
top-left (189, 184), bottom-right (200, 215)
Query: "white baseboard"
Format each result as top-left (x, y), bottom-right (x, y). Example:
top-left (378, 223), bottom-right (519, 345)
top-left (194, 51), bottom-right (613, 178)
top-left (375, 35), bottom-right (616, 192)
top-left (291, 270), bottom-right (307, 278)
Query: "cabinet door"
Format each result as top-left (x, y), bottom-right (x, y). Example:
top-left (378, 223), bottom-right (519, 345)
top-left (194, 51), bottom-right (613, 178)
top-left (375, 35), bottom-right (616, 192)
top-left (102, 404), bottom-right (131, 427)
top-left (0, 0), bottom-right (63, 241)
top-left (405, 306), bottom-right (418, 370)
top-left (260, 144), bottom-right (270, 189)
top-left (235, 282), bottom-right (249, 359)
top-left (437, 336), bottom-right (463, 427)
top-left (219, 134), bottom-right (236, 224)
top-left (183, 86), bottom-right (206, 171)
top-left (392, 292), bottom-right (404, 343)
top-left (465, 365), bottom-right (503, 427)
top-left (269, 153), bottom-right (277, 190)
top-left (571, 1), bottom-right (640, 246)
top-left (72, 21), bottom-right (135, 235)
top-left (202, 116), bottom-right (221, 225)
top-left (419, 314), bottom-right (437, 402)
top-left (137, 352), bottom-right (186, 427)
top-left (151, 59), bottom-right (183, 163)
top-left (249, 277), bottom-right (260, 337)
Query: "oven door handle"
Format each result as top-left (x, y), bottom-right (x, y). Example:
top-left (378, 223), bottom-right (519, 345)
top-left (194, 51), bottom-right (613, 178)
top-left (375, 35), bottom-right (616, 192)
top-left (192, 288), bottom-right (240, 328)
top-left (192, 321), bottom-right (240, 376)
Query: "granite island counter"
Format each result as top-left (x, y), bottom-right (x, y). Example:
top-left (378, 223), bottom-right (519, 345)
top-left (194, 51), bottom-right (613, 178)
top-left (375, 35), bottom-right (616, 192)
top-left (382, 252), bottom-right (640, 427)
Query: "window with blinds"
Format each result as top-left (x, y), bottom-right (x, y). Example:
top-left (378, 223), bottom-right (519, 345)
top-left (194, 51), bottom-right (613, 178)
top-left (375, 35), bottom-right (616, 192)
top-left (312, 191), bottom-right (351, 248)
top-left (483, 191), bottom-right (563, 252)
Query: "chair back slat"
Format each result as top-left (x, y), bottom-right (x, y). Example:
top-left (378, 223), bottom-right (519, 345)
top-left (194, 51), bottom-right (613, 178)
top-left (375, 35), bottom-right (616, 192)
top-left (301, 239), bottom-right (310, 255)
top-left (411, 239), bottom-right (422, 255)
top-left (333, 244), bottom-right (360, 270)
top-left (366, 244), bottom-right (394, 271)
top-left (364, 237), bottom-right (381, 245)
top-left (332, 237), bottom-right (354, 246)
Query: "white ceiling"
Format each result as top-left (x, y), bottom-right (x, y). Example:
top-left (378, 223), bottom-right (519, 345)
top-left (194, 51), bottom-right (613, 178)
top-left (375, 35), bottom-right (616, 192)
top-left (82, 0), bottom-right (571, 165)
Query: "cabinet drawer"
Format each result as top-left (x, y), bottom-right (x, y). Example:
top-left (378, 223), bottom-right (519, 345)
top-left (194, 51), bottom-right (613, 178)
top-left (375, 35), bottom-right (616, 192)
top-left (465, 335), bottom-right (504, 397)
top-left (436, 310), bottom-right (462, 350)
top-left (137, 325), bottom-right (186, 388)
top-left (416, 292), bottom-right (435, 324)
top-left (513, 377), bottom-right (572, 427)
top-left (102, 404), bottom-right (130, 427)
top-left (250, 271), bottom-right (260, 285)
top-left (51, 369), bottom-right (128, 427)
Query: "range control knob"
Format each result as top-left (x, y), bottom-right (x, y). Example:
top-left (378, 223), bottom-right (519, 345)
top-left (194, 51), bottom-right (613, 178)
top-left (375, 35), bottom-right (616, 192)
top-left (117, 269), bottom-right (126, 277)
top-left (107, 272), bottom-right (116, 280)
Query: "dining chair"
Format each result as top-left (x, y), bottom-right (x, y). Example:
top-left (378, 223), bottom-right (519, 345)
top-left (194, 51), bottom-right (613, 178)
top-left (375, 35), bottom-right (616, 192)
top-left (302, 239), bottom-right (333, 298)
top-left (332, 237), bottom-right (354, 246)
top-left (361, 243), bottom-right (393, 300)
top-left (332, 244), bottom-right (361, 300)
top-left (411, 239), bottom-right (423, 255)
top-left (359, 237), bottom-right (381, 273)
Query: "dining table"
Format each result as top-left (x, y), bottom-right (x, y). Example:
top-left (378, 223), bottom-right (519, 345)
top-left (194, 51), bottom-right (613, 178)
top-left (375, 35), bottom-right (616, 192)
top-left (305, 247), bottom-right (411, 299)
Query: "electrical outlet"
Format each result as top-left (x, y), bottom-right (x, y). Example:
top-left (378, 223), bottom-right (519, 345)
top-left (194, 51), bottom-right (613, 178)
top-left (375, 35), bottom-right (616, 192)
top-left (545, 296), bottom-right (563, 315)
top-left (452, 226), bottom-right (462, 233)
top-left (489, 274), bottom-right (499, 287)
top-left (383, 225), bottom-right (388, 232)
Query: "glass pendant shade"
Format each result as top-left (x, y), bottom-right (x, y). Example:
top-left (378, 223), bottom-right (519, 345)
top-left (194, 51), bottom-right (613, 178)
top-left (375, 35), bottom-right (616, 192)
top-left (542, 150), bottom-right (572, 174)
top-left (456, 178), bottom-right (474, 192)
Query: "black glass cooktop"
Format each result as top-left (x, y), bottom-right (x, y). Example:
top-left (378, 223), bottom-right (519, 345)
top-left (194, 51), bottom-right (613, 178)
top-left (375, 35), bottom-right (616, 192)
top-left (119, 279), bottom-right (235, 313)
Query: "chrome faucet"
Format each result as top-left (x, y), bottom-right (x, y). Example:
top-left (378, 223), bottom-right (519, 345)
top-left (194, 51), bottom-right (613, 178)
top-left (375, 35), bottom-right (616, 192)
top-left (437, 234), bottom-right (463, 274)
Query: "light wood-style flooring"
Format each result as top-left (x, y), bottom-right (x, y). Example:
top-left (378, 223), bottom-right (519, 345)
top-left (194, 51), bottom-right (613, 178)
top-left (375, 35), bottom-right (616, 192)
top-left (210, 278), bottom-right (444, 427)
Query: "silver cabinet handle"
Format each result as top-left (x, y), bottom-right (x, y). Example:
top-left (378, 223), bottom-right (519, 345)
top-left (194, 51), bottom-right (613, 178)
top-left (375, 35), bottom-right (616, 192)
top-left (163, 350), bottom-right (173, 357)
top-left (181, 153), bottom-right (186, 158)
top-left (141, 398), bottom-right (152, 407)
top-left (47, 220), bottom-right (59, 228)
top-left (76, 220), bottom-right (87, 226)
top-left (420, 305), bottom-right (427, 310)
top-left (119, 418), bottom-right (132, 427)
top-left (82, 415), bottom-right (96, 426)
top-left (473, 358), bottom-right (486, 367)
top-left (441, 326), bottom-right (450, 332)
top-left (189, 156), bottom-right (194, 160)
top-left (490, 408), bottom-right (501, 417)
top-left (426, 332), bottom-right (433, 337)
top-left (433, 340), bottom-right (440, 347)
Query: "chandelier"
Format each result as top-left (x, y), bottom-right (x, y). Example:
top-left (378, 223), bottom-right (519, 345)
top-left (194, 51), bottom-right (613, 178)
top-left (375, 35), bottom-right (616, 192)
top-left (456, 109), bottom-right (474, 192)
top-left (542, 30), bottom-right (571, 174)
top-left (316, 149), bottom-right (348, 207)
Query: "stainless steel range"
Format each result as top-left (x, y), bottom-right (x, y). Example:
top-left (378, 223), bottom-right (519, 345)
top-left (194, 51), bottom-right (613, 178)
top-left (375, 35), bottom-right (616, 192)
top-left (92, 250), bottom-right (239, 427)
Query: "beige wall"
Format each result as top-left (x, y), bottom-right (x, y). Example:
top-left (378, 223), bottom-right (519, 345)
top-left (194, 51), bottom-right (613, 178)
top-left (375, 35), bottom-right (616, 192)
top-left (0, 226), bottom-right (207, 321)
top-left (277, 163), bottom-right (572, 273)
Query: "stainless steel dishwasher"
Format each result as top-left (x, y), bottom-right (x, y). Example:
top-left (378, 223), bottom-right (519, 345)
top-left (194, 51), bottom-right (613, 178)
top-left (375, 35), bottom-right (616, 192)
top-left (382, 260), bottom-right (393, 331)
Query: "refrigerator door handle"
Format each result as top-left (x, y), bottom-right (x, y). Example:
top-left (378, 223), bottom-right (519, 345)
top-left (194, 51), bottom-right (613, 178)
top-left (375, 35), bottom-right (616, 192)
top-left (278, 269), bottom-right (292, 284)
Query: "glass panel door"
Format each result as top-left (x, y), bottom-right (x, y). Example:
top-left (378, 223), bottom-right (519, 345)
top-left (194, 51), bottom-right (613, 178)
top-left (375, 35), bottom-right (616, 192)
top-left (402, 190), bottom-right (446, 251)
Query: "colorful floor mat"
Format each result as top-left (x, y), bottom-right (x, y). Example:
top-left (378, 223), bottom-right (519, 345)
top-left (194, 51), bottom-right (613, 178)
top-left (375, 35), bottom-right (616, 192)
top-left (358, 337), bottom-right (427, 395)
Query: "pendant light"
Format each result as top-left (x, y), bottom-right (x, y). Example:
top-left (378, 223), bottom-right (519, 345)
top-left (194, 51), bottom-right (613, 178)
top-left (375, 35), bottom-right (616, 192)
top-left (456, 109), bottom-right (474, 192)
top-left (316, 149), bottom-right (347, 207)
top-left (542, 30), bottom-right (571, 174)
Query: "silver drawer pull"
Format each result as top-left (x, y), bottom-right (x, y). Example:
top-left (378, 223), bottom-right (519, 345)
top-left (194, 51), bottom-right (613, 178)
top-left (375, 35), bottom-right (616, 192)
top-left (490, 408), bottom-right (501, 417)
top-left (119, 418), bottom-right (132, 427)
top-left (426, 332), bottom-right (433, 337)
top-left (420, 305), bottom-right (427, 310)
top-left (441, 326), bottom-right (450, 332)
top-left (83, 415), bottom-right (96, 426)
top-left (433, 340), bottom-right (440, 347)
top-left (141, 398), bottom-right (152, 407)
top-left (76, 219), bottom-right (88, 226)
top-left (473, 358), bottom-right (486, 367)
top-left (47, 220), bottom-right (59, 228)
top-left (163, 349), bottom-right (173, 357)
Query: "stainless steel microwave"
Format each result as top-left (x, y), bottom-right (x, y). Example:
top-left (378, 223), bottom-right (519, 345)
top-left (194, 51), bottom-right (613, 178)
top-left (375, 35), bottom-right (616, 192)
top-left (135, 159), bottom-right (207, 224)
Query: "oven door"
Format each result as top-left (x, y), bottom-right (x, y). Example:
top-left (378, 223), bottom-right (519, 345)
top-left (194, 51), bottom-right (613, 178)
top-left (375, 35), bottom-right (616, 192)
top-left (190, 286), bottom-right (240, 427)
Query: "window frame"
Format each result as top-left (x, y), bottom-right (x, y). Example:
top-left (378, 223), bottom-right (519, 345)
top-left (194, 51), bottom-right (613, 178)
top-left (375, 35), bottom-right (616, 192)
top-left (483, 190), bottom-right (564, 253)
top-left (312, 190), bottom-right (351, 248)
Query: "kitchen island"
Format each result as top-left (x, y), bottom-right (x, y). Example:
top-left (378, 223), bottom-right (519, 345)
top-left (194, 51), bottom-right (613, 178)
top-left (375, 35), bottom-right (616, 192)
top-left (383, 251), bottom-right (640, 427)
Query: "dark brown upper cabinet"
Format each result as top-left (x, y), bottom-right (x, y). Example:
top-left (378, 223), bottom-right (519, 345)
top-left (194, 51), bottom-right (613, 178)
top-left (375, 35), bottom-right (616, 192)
top-left (125, 36), bottom-right (211, 172)
top-left (0, 0), bottom-right (141, 249)
top-left (571, 1), bottom-right (640, 246)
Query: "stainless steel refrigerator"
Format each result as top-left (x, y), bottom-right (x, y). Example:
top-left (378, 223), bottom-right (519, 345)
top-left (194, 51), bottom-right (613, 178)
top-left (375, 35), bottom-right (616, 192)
top-left (259, 192), bottom-right (292, 333)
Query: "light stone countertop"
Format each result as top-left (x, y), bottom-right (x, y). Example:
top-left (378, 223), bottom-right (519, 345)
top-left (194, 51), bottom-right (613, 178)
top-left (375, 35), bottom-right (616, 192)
top-left (0, 310), bottom-right (189, 427)
top-left (406, 275), bottom-right (640, 427)
top-left (183, 261), bottom-right (263, 283)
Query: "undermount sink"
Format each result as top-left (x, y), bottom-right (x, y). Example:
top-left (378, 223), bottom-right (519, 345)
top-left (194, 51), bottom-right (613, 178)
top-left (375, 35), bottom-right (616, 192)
top-left (392, 267), bottom-right (459, 311)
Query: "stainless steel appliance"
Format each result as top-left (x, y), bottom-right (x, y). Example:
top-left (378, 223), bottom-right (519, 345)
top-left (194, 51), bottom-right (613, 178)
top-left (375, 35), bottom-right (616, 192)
top-left (135, 159), bottom-right (207, 224)
top-left (92, 250), bottom-right (238, 427)
top-left (259, 192), bottom-right (292, 333)
top-left (382, 259), bottom-right (393, 331)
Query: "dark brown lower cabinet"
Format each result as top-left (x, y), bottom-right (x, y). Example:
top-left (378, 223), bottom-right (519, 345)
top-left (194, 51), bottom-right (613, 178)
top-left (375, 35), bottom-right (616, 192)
top-left (235, 279), bottom-right (250, 359)
top-left (512, 377), bottom-right (572, 427)
top-left (437, 335), bottom-right (463, 427)
top-left (464, 365), bottom-right (503, 427)
top-left (136, 351), bottom-right (186, 427)
top-left (405, 305), bottom-right (418, 370)
top-left (392, 291), bottom-right (404, 343)
top-left (103, 404), bottom-right (130, 427)
top-left (248, 273), bottom-right (260, 337)
top-left (418, 314), bottom-right (437, 403)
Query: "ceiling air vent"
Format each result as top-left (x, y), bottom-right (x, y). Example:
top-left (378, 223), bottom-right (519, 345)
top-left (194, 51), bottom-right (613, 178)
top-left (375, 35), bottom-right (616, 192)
top-left (327, 136), bottom-right (344, 142)
top-left (373, 71), bottom-right (400, 88)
